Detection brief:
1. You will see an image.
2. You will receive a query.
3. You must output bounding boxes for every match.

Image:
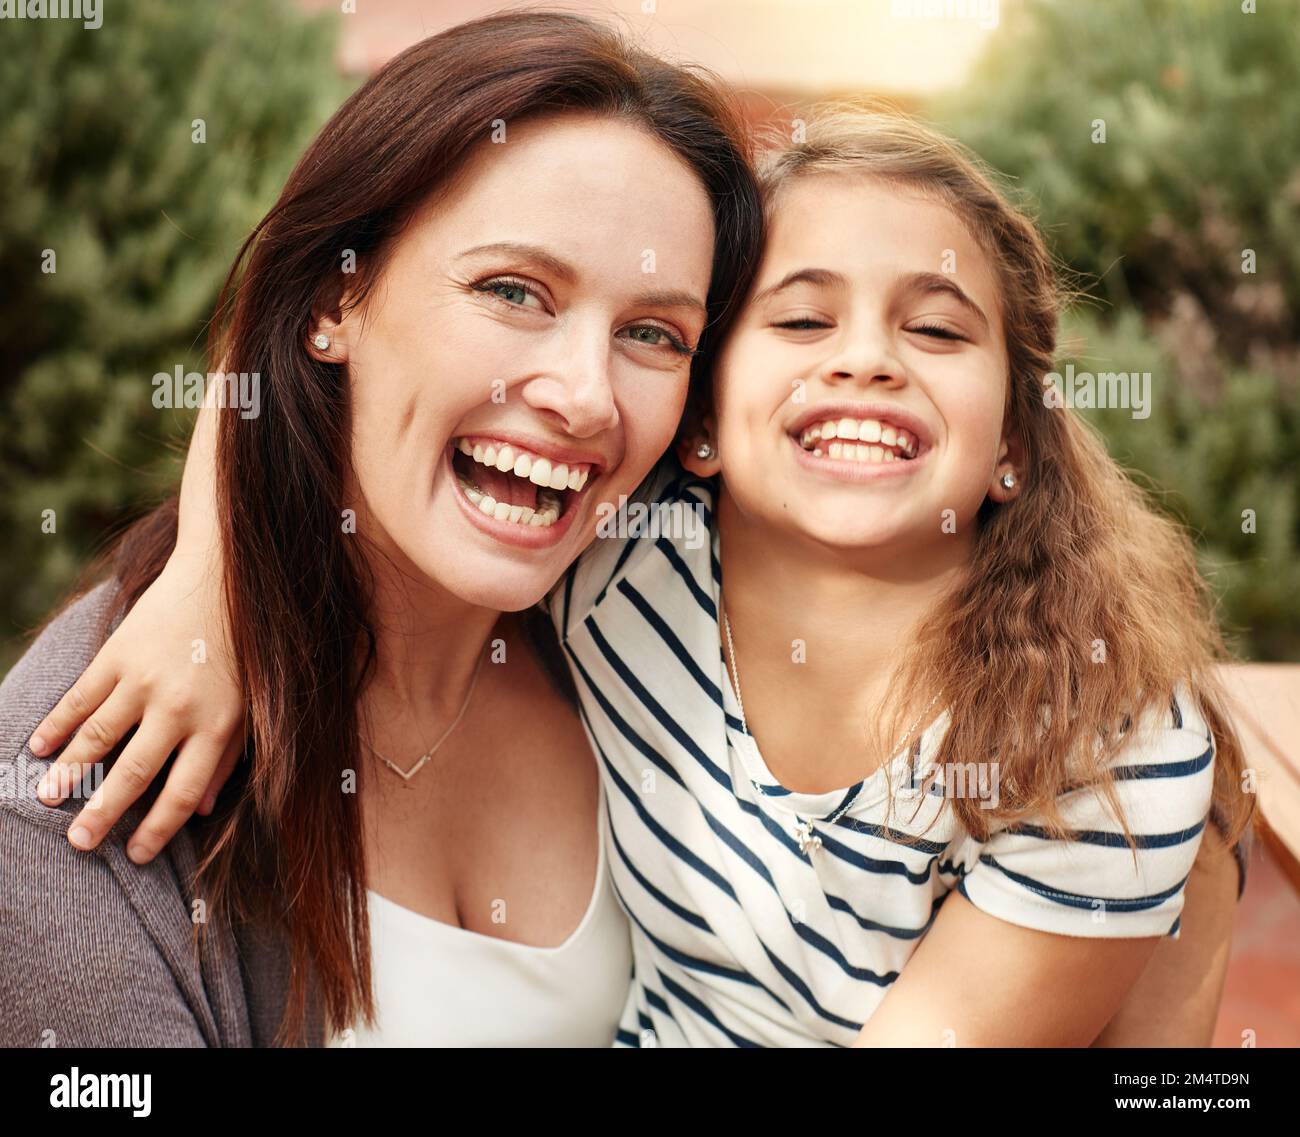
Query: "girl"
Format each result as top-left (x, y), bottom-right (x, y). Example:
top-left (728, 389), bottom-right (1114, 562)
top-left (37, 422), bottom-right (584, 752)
top-left (22, 108), bottom-right (1250, 1046)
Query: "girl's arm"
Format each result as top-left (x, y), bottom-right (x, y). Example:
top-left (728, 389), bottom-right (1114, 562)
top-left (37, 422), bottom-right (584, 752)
top-left (31, 393), bottom-right (245, 864)
top-left (853, 891), bottom-right (1160, 1047)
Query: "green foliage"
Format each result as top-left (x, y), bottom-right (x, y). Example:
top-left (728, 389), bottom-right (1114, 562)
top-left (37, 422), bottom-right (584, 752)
top-left (1060, 309), bottom-right (1300, 660)
top-left (0, 0), bottom-right (344, 668)
top-left (930, 0), bottom-right (1300, 659)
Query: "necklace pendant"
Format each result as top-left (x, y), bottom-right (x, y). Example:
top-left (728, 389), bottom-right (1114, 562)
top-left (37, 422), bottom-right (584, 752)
top-left (795, 819), bottom-right (821, 857)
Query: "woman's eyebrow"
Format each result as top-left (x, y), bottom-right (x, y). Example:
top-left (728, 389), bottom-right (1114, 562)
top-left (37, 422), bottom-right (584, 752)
top-left (750, 267), bottom-right (846, 306)
top-left (456, 241), bottom-right (579, 282)
top-left (457, 241), bottom-right (706, 317)
top-left (904, 271), bottom-right (990, 331)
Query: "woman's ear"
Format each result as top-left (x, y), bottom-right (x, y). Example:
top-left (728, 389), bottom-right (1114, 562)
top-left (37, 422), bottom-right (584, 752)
top-left (306, 275), bottom-right (359, 364)
top-left (677, 412), bottom-right (721, 476)
top-left (306, 314), bottom-right (349, 364)
top-left (988, 422), bottom-right (1027, 503)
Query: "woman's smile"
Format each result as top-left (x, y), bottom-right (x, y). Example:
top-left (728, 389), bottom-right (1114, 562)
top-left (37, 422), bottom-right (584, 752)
top-left (443, 434), bottom-right (601, 550)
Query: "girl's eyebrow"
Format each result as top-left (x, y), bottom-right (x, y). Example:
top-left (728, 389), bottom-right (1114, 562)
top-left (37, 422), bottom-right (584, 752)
top-left (903, 271), bottom-right (990, 331)
top-left (750, 267), bottom-right (846, 306)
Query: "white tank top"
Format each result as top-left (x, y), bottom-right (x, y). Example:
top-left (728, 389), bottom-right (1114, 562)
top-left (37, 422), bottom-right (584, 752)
top-left (327, 794), bottom-right (631, 1047)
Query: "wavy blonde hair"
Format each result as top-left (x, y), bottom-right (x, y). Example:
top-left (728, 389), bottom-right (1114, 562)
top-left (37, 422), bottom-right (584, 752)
top-left (756, 103), bottom-right (1253, 852)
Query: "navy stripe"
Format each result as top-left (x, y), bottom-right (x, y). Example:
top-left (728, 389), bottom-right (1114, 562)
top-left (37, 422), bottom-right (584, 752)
top-left (657, 968), bottom-right (763, 1048)
top-left (653, 537), bottom-right (716, 620)
top-left (608, 812), bottom-right (714, 935)
top-left (617, 578), bottom-right (744, 732)
top-left (964, 854), bottom-right (1190, 913)
top-left (580, 615), bottom-right (732, 791)
top-left (1002, 816), bottom-right (1208, 851)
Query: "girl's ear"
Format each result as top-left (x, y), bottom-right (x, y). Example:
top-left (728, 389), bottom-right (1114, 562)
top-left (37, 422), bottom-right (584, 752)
top-left (988, 422), bottom-right (1027, 503)
top-left (677, 412), bottom-right (721, 477)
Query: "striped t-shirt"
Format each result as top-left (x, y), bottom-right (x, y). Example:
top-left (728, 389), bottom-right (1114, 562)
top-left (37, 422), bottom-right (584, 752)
top-left (548, 462), bottom-right (1217, 1048)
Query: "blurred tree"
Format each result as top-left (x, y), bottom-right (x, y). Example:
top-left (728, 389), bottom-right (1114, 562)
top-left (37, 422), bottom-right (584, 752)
top-left (0, 0), bottom-right (344, 669)
top-left (932, 0), bottom-right (1300, 659)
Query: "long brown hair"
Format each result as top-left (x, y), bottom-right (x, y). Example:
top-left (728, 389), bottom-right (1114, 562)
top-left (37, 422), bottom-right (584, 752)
top-left (109, 10), bottom-right (762, 1044)
top-left (757, 104), bottom-right (1253, 853)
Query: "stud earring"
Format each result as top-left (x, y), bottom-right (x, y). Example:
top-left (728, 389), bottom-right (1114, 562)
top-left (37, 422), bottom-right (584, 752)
top-left (312, 333), bottom-right (331, 351)
top-left (696, 441), bottom-right (716, 460)
top-left (1001, 472), bottom-right (1017, 490)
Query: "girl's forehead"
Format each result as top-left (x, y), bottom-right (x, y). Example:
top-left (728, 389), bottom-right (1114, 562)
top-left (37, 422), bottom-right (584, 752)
top-left (758, 175), bottom-right (998, 292)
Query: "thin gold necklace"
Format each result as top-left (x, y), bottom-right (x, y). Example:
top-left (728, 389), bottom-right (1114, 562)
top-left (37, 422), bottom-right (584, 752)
top-left (364, 645), bottom-right (488, 782)
top-left (721, 595), bottom-right (939, 857)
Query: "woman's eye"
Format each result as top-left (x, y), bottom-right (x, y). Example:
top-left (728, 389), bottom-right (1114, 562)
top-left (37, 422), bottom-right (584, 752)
top-left (908, 321), bottom-right (966, 342)
top-left (473, 277), bottom-right (546, 310)
top-left (621, 324), bottom-right (694, 356)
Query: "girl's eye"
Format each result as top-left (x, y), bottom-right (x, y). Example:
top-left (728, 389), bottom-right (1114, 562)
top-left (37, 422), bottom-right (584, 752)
top-left (473, 277), bottom-right (547, 311)
top-left (772, 318), bottom-right (831, 331)
top-left (621, 324), bottom-right (695, 357)
top-left (908, 321), bottom-right (966, 342)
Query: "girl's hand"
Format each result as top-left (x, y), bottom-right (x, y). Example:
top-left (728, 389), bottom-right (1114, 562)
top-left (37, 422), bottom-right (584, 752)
top-left (30, 548), bottom-right (245, 864)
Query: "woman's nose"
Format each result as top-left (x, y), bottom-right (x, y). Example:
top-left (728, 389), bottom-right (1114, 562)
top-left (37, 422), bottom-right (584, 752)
top-left (518, 326), bottom-right (620, 437)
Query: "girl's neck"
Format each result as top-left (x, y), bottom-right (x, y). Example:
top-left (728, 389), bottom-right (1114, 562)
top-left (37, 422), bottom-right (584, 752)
top-left (716, 484), bottom-right (969, 784)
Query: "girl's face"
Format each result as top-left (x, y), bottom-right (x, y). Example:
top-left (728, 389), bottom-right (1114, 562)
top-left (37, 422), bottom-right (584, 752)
top-left (699, 174), bottom-right (1018, 565)
top-left (323, 111), bottom-right (715, 611)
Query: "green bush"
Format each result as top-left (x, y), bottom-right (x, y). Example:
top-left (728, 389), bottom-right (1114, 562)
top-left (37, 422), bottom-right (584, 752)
top-left (930, 0), bottom-right (1300, 660)
top-left (1059, 309), bottom-right (1300, 660)
top-left (0, 0), bottom-right (344, 670)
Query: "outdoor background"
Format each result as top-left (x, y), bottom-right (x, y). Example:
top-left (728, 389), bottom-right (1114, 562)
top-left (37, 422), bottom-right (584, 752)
top-left (2, 0), bottom-right (1297, 1043)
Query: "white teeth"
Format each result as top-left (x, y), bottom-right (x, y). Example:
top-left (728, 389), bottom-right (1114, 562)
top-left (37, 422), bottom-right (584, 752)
top-left (453, 438), bottom-right (594, 515)
top-left (456, 476), bottom-right (561, 528)
top-left (796, 417), bottom-right (917, 461)
top-left (529, 457), bottom-right (552, 487)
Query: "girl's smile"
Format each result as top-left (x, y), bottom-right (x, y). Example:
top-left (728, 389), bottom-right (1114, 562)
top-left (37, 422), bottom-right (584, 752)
top-left (786, 399), bottom-right (932, 485)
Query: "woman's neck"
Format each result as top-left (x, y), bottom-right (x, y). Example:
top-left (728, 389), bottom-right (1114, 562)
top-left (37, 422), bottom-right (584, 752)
top-left (361, 551), bottom-right (504, 720)
top-left (716, 484), bottom-right (969, 779)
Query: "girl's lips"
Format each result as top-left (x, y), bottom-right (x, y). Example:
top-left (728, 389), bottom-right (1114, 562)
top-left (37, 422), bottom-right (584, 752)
top-left (443, 443), bottom-right (588, 549)
top-left (787, 432), bottom-right (929, 482)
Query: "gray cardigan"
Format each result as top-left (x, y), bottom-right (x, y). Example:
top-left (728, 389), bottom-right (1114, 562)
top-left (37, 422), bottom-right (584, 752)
top-left (0, 583), bottom-right (325, 1047)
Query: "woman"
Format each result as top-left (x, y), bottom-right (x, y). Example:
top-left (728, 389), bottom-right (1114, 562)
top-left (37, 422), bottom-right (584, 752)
top-left (0, 9), bottom-right (760, 1046)
top-left (0, 11), bottom-right (1237, 1049)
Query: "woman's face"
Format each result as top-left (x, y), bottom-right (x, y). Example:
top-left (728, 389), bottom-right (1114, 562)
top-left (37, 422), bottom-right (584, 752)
top-left (702, 174), bottom-right (1014, 565)
top-left (325, 111), bottom-right (715, 610)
